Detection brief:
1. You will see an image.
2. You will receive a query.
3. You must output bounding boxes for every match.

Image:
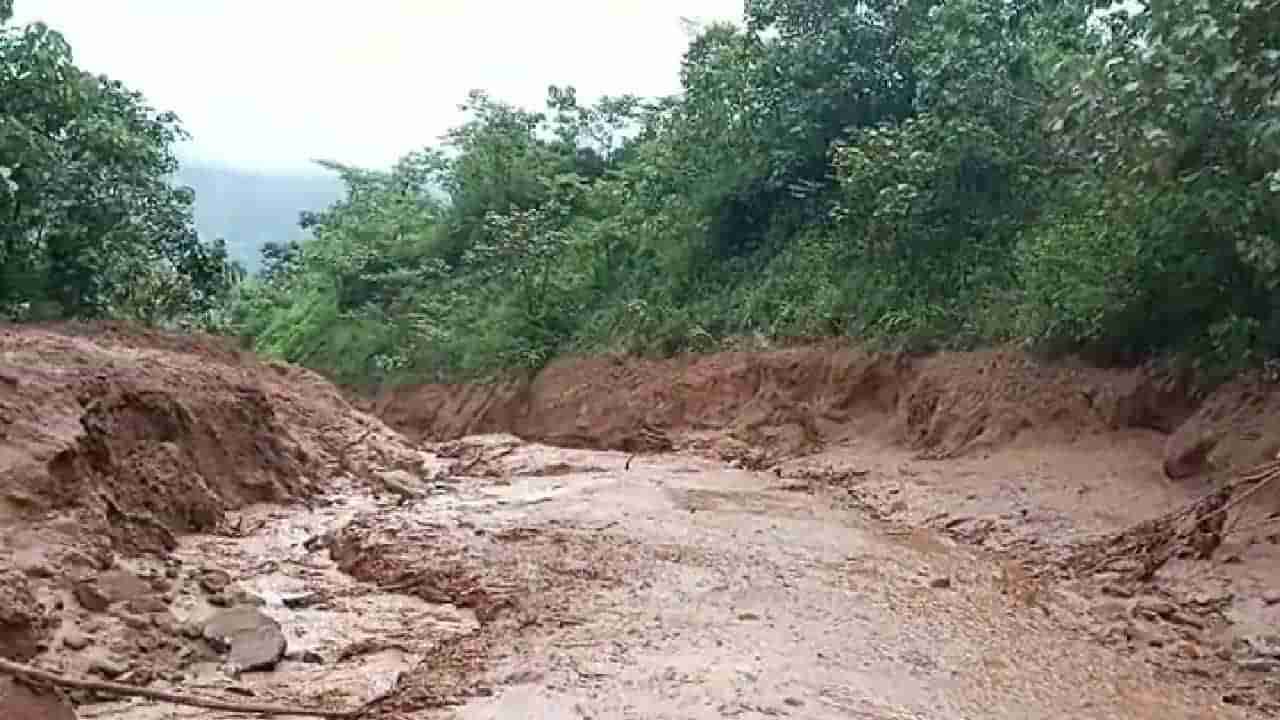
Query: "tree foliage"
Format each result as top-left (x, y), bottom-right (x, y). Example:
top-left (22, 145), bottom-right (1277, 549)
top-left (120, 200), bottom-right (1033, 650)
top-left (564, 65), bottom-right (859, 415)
top-left (0, 5), bottom-right (231, 323)
top-left (233, 0), bottom-right (1280, 383)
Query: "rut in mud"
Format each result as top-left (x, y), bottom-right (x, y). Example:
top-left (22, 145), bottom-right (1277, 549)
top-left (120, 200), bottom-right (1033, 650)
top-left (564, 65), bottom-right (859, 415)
top-left (4, 326), bottom-right (1280, 718)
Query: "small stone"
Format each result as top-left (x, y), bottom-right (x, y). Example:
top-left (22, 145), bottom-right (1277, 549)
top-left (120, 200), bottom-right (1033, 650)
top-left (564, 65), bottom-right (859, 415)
top-left (1239, 658), bottom-right (1280, 673)
top-left (737, 612), bottom-right (761, 621)
top-left (1133, 597), bottom-right (1177, 619)
top-left (280, 592), bottom-right (320, 610)
top-left (783, 697), bottom-right (804, 707)
top-left (929, 576), bottom-right (952, 590)
top-left (207, 593), bottom-right (230, 607)
top-left (1092, 600), bottom-right (1130, 622)
top-left (1263, 590), bottom-right (1280, 606)
top-left (228, 590), bottom-right (265, 607)
top-left (197, 569), bottom-right (232, 594)
top-left (1167, 611), bottom-right (1205, 630)
top-left (89, 657), bottom-right (128, 679)
top-left (61, 631), bottom-right (89, 651)
top-left (96, 571), bottom-right (151, 603)
top-left (21, 563), bottom-right (54, 580)
top-left (124, 597), bottom-right (170, 615)
top-left (286, 649), bottom-right (325, 664)
top-left (72, 582), bottom-right (110, 613)
top-left (1101, 584), bottom-right (1135, 599)
top-left (115, 613), bottom-right (151, 631)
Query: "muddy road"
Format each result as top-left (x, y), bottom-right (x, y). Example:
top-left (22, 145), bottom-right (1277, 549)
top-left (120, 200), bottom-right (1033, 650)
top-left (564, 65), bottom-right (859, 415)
top-left (69, 436), bottom-right (1249, 719)
top-left (4, 327), bottom-right (1280, 719)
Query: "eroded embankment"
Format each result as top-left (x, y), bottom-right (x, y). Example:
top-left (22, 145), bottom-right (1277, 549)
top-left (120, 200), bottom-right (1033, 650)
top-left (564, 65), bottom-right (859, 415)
top-left (372, 346), bottom-right (1280, 477)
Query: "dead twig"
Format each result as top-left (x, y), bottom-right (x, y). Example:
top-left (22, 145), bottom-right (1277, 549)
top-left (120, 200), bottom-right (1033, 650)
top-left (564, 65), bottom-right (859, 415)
top-left (0, 657), bottom-right (372, 718)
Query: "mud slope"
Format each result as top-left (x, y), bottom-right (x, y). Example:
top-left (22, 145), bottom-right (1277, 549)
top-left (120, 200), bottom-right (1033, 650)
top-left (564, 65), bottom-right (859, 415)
top-left (0, 322), bottom-right (420, 555)
top-left (377, 348), bottom-right (1210, 458)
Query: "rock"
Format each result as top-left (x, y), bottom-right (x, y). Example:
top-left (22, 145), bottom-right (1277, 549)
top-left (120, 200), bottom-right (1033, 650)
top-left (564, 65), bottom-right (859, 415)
top-left (280, 592), bottom-right (321, 609)
top-left (1263, 590), bottom-right (1280, 606)
top-left (1239, 633), bottom-right (1280, 660)
top-left (1163, 433), bottom-right (1217, 480)
top-left (198, 569), bottom-right (233, 594)
top-left (1092, 600), bottom-right (1130, 622)
top-left (61, 631), bottom-right (90, 651)
top-left (20, 563), bottom-right (54, 580)
top-left (125, 596), bottom-right (169, 615)
top-left (72, 582), bottom-right (110, 613)
top-left (0, 571), bottom-right (52, 661)
top-left (1101, 584), bottom-right (1135, 599)
top-left (97, 570), bottom-right (152, 603)
top-left (0, 676), bottom-right (77, 720)
top-left (202, 608), bottom-right (287, 673)
top-left (376, 469), bottom-right (424, 501)
top-left (228, 590), bottom-right (266, 607)
top-left (1124, 622), bottom-right (1168, 648)
top-left (1167, 611), bottom-right (1205, 630)
top-left (929, 576), bottom-right (952, 590)
top-left (90, 656), bottom-right (129, 679)
top-left (1133, 597), bottom-right (1176, 619)
top-left (73, 570), bottom-right (153, 613)
top-left (116, 612), bottom-right (151, 631)
top-left (286, 649), bottom-right (325, 664)
top-left (1238, 658), bottom-right (1280, 673)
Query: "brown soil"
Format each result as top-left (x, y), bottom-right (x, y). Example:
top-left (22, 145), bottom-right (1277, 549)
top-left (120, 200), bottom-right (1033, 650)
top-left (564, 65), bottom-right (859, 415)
top-left (372, 347), bottom-right (1210, 461)
top-left (0, 322), bottom-right (421, 554)
top-left (5, 325), bottom-right (1280, 718)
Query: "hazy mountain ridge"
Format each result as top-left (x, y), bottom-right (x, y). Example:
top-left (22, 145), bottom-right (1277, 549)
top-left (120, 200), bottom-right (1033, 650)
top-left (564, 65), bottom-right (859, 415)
top-left (177, 162), bottom-right (345, 271)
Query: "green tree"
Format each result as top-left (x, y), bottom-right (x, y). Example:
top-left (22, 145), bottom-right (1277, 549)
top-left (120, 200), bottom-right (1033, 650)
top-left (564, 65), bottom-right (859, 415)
top-left (0, 6), bottom-right (228, 321)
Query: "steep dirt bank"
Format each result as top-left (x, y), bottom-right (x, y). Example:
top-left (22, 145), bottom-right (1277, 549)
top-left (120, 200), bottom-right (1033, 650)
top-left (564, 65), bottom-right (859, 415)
top-left (0, 322), bottom-right (423, 554)
top-left (374, 346), bottom-right (1280, 474)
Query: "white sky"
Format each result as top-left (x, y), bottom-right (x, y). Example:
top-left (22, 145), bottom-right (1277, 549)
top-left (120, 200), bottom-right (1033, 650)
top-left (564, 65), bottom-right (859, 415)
top-left (13, 1), bottom-right (741, 172)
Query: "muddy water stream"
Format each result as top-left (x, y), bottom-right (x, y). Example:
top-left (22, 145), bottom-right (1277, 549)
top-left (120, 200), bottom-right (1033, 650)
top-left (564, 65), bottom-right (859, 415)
top-left (83, 437), bottom-right (1249, 719)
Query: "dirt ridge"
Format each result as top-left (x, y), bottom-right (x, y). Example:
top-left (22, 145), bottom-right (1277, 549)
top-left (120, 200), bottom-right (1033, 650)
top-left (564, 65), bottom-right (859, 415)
top-left (372, 347), bottom-right (1279, 480)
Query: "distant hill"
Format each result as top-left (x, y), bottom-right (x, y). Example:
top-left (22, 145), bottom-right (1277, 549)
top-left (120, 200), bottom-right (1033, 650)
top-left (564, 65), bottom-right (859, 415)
top-left (176, 162), bottom-right (345, 271)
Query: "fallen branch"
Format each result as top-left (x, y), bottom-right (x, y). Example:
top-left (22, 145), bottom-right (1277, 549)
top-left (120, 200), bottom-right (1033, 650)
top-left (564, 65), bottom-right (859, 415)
top-left (0, 657), bottom-right (371, 718)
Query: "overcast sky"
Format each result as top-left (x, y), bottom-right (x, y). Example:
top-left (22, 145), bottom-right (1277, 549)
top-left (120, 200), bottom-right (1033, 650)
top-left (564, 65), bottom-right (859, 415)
top-left (14, 1), bottom-right (741, 173)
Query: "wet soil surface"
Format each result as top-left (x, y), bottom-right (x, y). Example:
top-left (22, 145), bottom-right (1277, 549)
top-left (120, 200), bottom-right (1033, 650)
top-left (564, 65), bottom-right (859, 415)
top-left (68, 435), bottom-right (1265, 719)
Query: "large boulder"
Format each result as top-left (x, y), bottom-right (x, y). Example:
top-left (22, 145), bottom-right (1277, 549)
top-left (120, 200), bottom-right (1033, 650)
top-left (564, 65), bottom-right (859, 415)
top-left (202, 607), bottom-right (287, 673)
